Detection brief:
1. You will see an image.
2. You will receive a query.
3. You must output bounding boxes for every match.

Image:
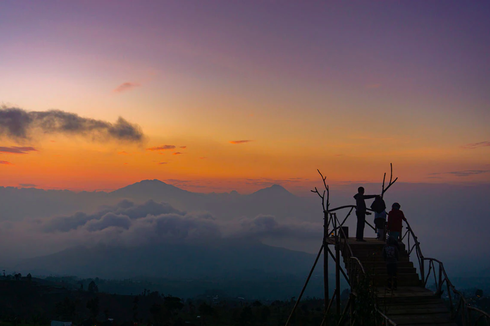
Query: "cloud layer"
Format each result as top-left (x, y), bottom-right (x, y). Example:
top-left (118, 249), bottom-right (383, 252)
top-left (0, 146), bottom-right (37, 154)
top-left (0, 107), bottom-right (144, 143)
top-left (147, 145), bottom-right (176, 151)
top-left (430, 170), bottom-right (490, 177)
top-left (113, 82), bottom-right (141, 93)
top-left (230, 140), bottom-right (252, 144)
top-left (38, 200), bottom-right (320, 248)
top-left (462, 141), bottom-right (490, 149)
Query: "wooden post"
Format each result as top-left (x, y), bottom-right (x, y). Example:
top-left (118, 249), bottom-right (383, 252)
top-left (324, 208), bottom-right (329, 314)
top-left (438, 264), bottom-right (443, 295)
top-left (418, 242), bottom-right (425, 286)
top-left (334, 213), bottom-right (341, 316)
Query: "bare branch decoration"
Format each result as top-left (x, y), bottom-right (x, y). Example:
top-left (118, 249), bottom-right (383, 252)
top-left (381, 163), bottom-right (398, 198)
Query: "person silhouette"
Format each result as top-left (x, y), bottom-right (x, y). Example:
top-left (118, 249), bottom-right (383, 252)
top-left (387, 202), bottom-right (407, 241)
top-left (383, 236), bottom-right (400, 290)
top-left (353, 187), bottom-right (377, 241)
top-left (371, 195), bottom-right (387, 241)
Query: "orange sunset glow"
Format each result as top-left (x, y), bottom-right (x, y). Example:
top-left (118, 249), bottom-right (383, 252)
top-left (1, 1), bottom-right (489, 194)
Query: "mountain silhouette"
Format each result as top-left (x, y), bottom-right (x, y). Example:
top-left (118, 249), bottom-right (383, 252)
top-left (248, 184), bottom-right (295, 199)
top-left (109, 179), bottom-right (201, 209)
top-left (17, 240), bottom-right (316, 279)
top-left (0, 180), bottom-right (318, 222)
top-left (111, 179), bottom-right (195, 199)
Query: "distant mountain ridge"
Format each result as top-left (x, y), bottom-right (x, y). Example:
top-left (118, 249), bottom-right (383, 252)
top-left (0, 179), bottom-right (315, 222)
top-left (111, 179), bottom-right (198, 200)
top-left (16, 240), bottom-right (316, 279)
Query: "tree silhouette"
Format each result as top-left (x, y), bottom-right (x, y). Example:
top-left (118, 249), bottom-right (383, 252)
top-left (88, 280), bottom-right (98, 293)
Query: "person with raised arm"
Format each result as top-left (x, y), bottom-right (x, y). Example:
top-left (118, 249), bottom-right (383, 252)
top-left (353, 186), bottom-right (377, 241)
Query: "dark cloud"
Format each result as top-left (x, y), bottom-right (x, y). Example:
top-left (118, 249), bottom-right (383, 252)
top-left (43, 200), bottom-right (184, 233)
top-left (0, 107), bottom-right (144, 143)
top-left (146, 145), bottom-right (175, 151)
top-left (229, 140), bottom-right (252, 144)
top-left (462, 141), bottom-right (490, 149)
top-left (180, 146), bottom-right (187, 149)
top-left (129, 213), bottom-right (221, 243)
top-left (0, 146), bottom-right (37, 154)
top-left (173, 152), bottom-right (182, 155)
top-left (0, 161), bottom-right (12, 165)
top-left (19, 183), bottom-right (36, 187)
top-left (85, 213), bottom-right (131, 231)
top-left (430, 170), bottom-right (490, 177)
top-left (448, 170), bottom-right (490, 177)
top-left (39, 200), bottom-right (319, 247)
top-left (113, 82), bottom-right (140, 93)
top-left (158, 162), bottom-right (167, 165)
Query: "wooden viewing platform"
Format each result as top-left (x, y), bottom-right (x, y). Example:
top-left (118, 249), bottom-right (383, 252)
top-left (285, 167), bottom-right (489, 326)
top-left (339, 237), bottom-right (457, 326)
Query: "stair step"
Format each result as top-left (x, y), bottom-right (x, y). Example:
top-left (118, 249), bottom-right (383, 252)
top-left (339, 241), bottom-right (455, 325)
top-left (388, 313), bottom-right (455, 325)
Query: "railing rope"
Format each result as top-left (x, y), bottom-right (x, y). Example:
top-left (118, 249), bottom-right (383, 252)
top-left (400, 221), bottom-right (490, 325)
top-left (337, 207), bottom-right (490, 326)
top-left (287, 204), bottom-right (490, 326)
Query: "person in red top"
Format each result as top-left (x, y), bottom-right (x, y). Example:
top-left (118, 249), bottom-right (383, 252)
top-left (387, 202), bottom-right (407, 241)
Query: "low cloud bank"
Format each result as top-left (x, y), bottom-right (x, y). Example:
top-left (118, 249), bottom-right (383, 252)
top-left (0, 200), bottom-right (322, 260)
top-left (40, 200), bottom-right (321, 247)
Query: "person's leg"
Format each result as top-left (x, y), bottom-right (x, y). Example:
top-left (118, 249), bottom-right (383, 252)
top-left (389, 231), bottom-right (400, 240)
top-left (356, 211), bottom-right (365, 240)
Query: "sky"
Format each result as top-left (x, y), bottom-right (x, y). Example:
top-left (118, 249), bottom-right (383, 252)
top-left (1, 0), bottom-right (489, 193)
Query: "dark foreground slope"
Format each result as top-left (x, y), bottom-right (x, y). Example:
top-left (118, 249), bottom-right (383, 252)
top-left (0, 278), bottom-right (329, 326)
top-left (17, 240), bottom-right (315, 279)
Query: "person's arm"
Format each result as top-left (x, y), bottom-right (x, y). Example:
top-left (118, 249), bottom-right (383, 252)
top-left (363, 195), bottom-right (377, 199)
top-left (401, 211), bottom-right (407, 222)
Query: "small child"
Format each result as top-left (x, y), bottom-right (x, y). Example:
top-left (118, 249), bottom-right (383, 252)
top-left (371, 195), bottom-right (387, 241)
top-left (382, 236), bottom-right (399, 290)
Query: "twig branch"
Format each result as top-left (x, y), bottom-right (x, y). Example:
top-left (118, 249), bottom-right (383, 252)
top-left (311, 187), bottom-right (325, 212)
top-left (381, 163), bottom-right (398, 198)
top-left (317, 169), bottom-right (330, 211)
top-left (311, 170), bottom-right (330, 212)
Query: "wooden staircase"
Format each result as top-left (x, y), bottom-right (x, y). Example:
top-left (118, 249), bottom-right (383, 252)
top-left (341, 238), bottom-right (458, 326)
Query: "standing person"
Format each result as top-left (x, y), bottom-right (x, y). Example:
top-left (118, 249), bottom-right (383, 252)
top-left (353, 187), bottom-right (377, 242)
top-left (383, 236), bottom-right (399, 290)
top-left (387, 202), bottom-right (407, 241)
top-left (371, 195), bottom-right (387, 241)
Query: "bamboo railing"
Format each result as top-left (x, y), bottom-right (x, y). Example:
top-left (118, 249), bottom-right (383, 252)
top-left (286, 207), bottom-right (490, 326)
